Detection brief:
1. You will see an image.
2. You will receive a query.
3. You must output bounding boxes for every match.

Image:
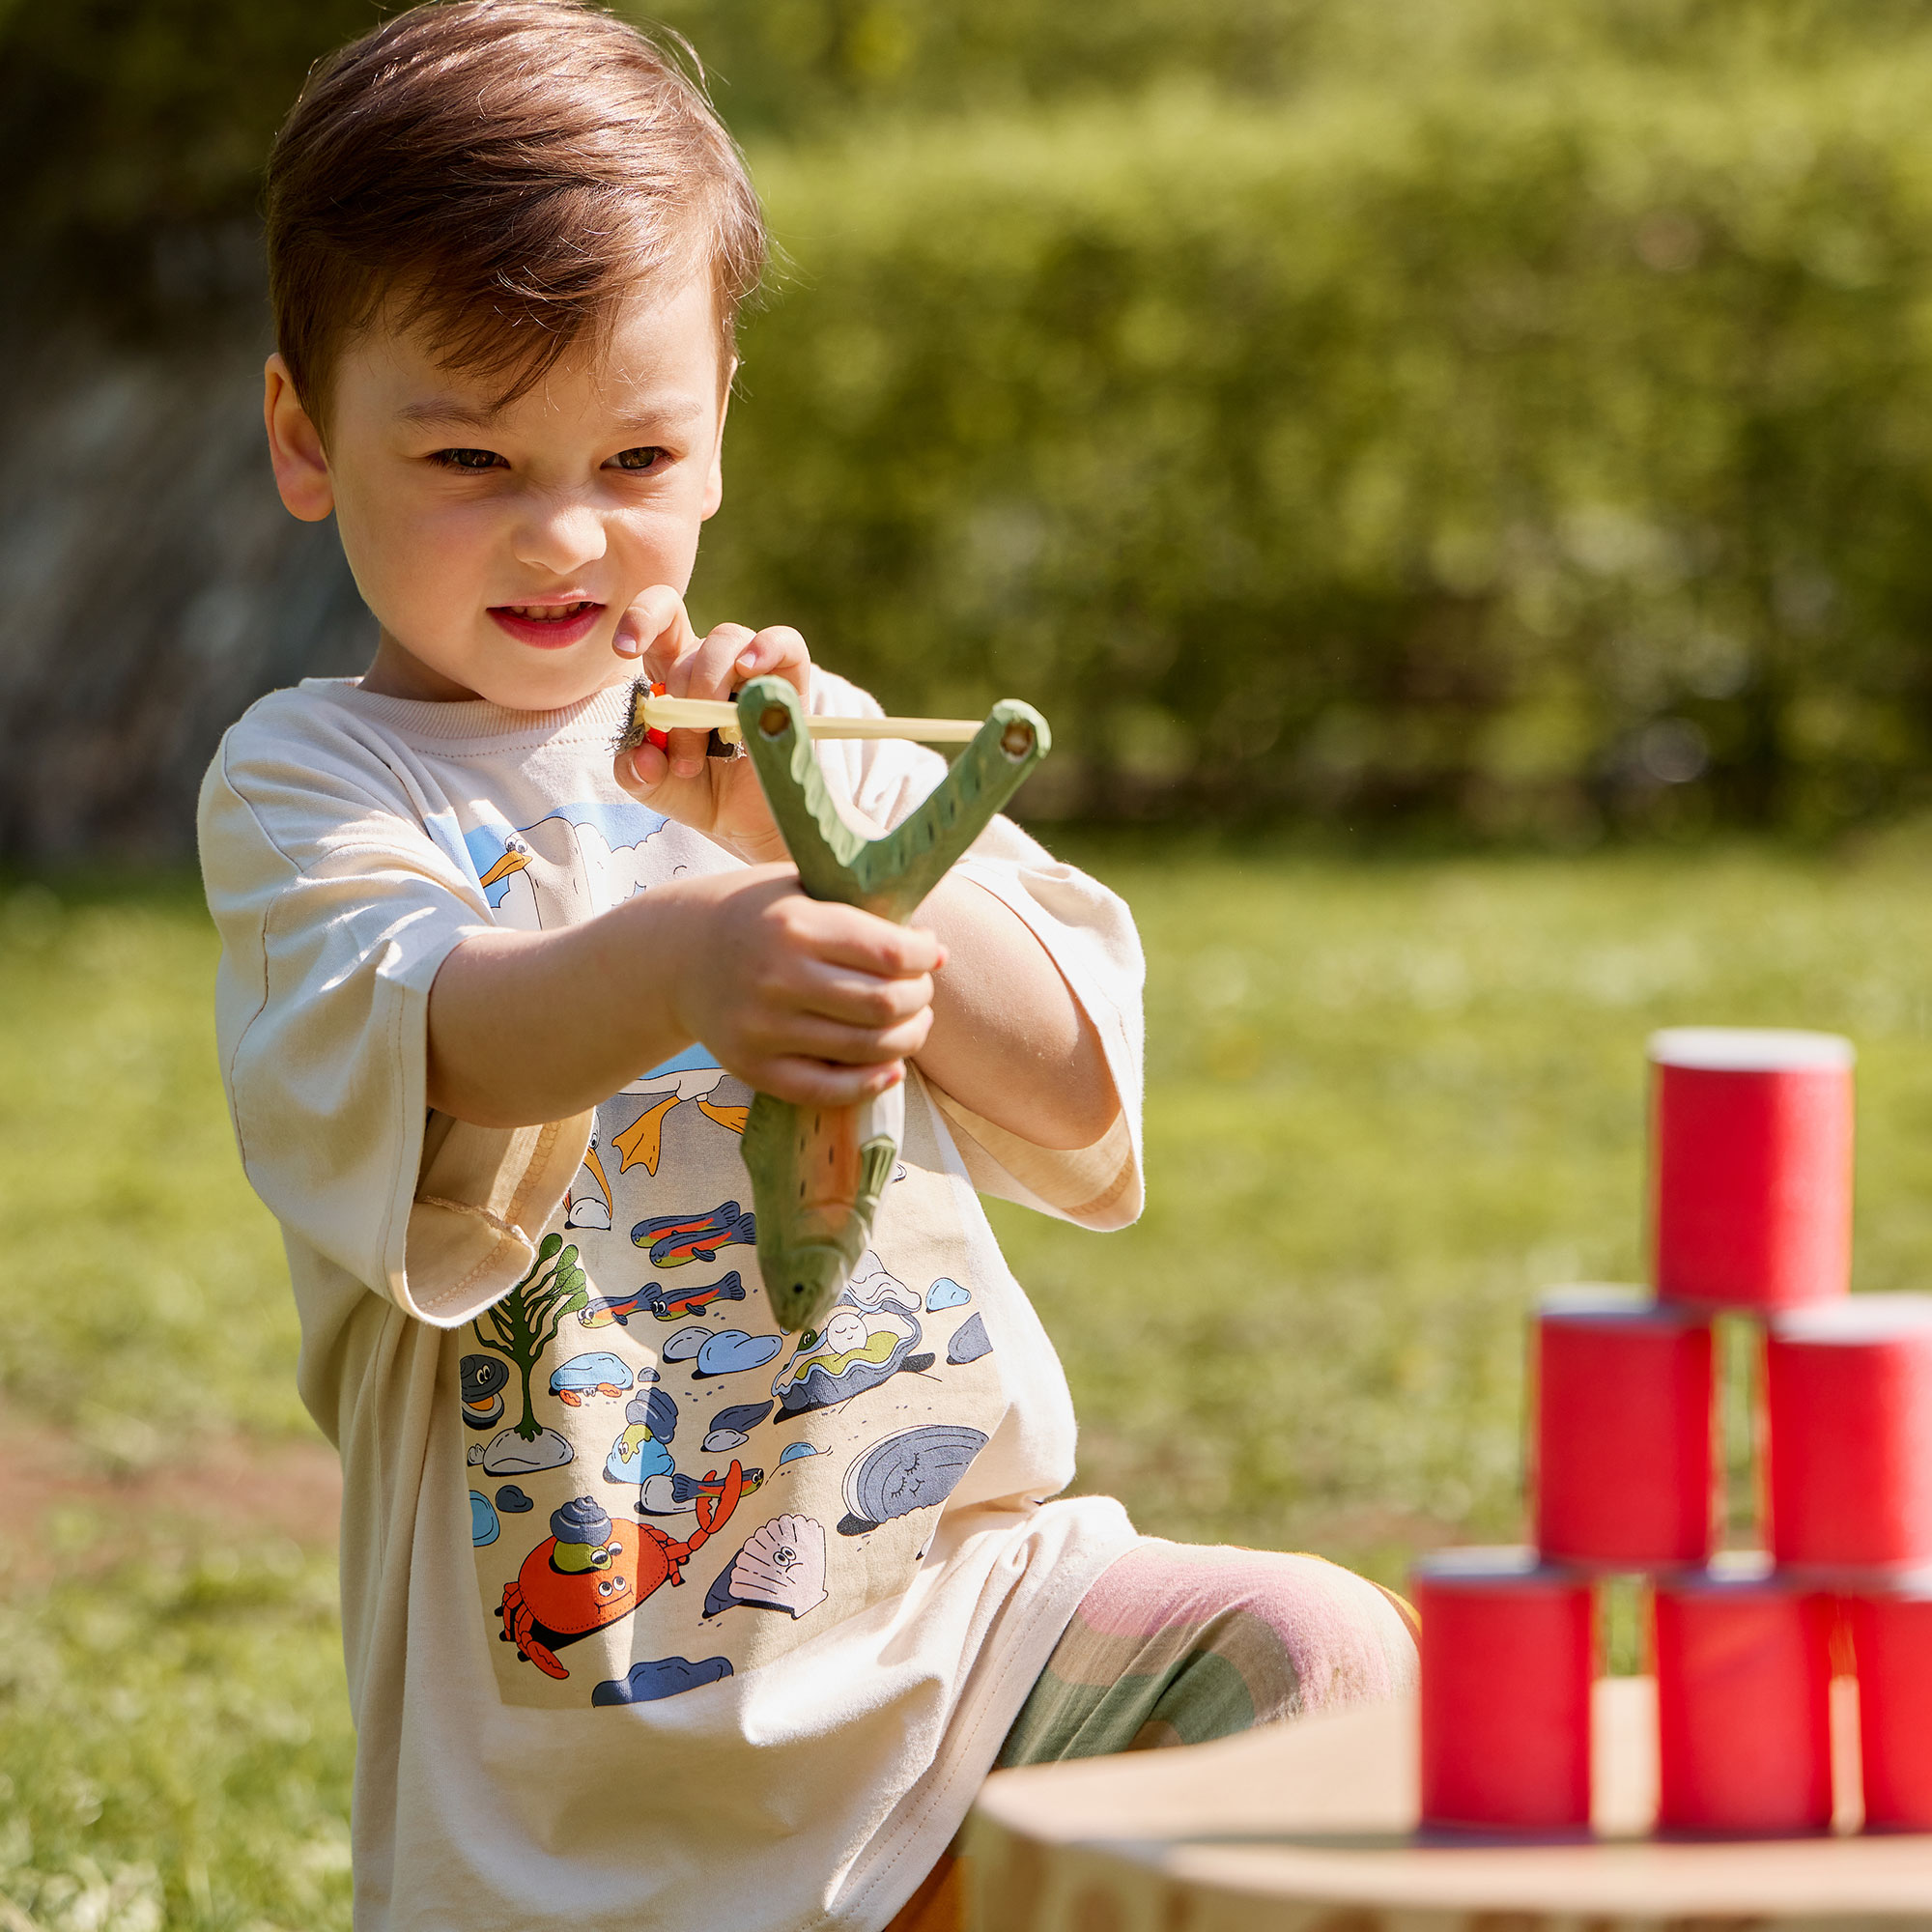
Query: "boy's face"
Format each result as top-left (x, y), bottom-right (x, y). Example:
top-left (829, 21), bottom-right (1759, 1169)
top-left (265, 272), bottom-right (727, 711)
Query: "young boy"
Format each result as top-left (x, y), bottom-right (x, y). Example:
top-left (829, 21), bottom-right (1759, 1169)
top-left (198, 5), bottom-right (1417, 1927)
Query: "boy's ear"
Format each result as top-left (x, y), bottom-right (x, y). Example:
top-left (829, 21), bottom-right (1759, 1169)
top-left (264, 355), bottom-right (335, 523)
top-left (700, 375), bottom-right (732, 523)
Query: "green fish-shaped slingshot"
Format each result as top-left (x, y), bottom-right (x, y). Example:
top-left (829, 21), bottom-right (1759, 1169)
top-left (733, 676), bottom-right (1049, 1332)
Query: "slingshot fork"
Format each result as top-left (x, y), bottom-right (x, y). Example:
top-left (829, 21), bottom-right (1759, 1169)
top-left (727, 675), bottom-right (1050, 1332)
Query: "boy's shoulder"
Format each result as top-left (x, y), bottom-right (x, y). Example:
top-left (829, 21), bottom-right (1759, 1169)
top-left (200, 679), bottom-right (454, 876)
top-left (214, 678), bottom-right (386, 772)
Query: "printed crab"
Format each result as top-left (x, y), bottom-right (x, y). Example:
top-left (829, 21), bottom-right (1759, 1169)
top-left (496, 1463), bottom-right (747, 1680)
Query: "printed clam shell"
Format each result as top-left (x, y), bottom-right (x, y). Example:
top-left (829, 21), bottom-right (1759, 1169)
top-left (840, 1425), bottom-right (989, 1531)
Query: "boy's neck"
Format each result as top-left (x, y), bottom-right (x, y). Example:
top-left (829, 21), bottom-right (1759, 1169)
top-left (360, 631), bottom-right (485, 703)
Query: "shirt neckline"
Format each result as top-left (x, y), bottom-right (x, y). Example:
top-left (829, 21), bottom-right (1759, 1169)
top-left (302, 675), bottom-right (638, 748)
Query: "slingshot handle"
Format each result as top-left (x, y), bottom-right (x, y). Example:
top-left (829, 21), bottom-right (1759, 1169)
top-left (733, 676), bottom-right (1051, 1331)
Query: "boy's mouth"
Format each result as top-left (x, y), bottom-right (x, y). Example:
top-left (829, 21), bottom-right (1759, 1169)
top-left (489, 600), bottom-right (606, 649)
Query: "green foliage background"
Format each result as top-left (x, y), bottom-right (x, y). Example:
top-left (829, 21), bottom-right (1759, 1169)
top-left (10, 0), bottom-right (1932, 833)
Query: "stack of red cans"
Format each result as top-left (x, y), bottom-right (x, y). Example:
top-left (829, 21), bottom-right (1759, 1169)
top-left (1415, 1027), bottom-right (1932, 1838)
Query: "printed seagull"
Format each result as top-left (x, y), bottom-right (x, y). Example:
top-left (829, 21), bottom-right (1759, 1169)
top-left (475, 817), bottom-right (594, 931)
top-left (609, 1043), bottom-right (750, 1178)
top-left (565, 1117), bottom-right (614, 1232)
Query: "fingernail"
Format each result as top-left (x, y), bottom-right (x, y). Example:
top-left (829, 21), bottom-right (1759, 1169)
top-left (614, 634), bottom-right (641, 657)
top-left (736, 651), bottom-right (758, 673)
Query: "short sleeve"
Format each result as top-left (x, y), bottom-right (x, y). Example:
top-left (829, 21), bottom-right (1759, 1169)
top-left (197, 709), bottom-right (590, 1327)
top-left (807, 671), bottom-right (1147, 1231)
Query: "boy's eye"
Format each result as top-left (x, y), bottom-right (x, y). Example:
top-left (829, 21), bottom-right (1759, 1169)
top-left (610, 446), bottom-right (665, 472)
top-left (432, 447), bottom-right (505, 470)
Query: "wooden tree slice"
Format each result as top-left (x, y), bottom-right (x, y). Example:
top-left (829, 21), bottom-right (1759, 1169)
top-left (966, 1680), bottom-right (1932, 1929)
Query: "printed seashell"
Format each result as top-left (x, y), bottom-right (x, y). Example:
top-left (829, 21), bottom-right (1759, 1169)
top-left (946, 1314), bottom-right (992, 1365)
top-left (840, 1425), bottom-right (988, 1532)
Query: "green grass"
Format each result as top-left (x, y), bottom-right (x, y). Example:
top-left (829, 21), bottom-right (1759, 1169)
top-left (9, 840), bottom-right (1932, 1922)
top-left (0, 1552), bottom-right (354, 1932)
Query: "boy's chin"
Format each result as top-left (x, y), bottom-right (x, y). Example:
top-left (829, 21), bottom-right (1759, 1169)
top-left (367, 629), bottom-right (627, 713)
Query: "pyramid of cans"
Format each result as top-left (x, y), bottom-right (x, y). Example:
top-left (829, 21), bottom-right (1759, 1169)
top-left (1413, 1027), bottom-right (1932, 1836)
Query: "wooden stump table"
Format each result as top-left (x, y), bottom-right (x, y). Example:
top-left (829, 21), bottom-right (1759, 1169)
top-left (963, 1680), bottom-right (1932, 1929)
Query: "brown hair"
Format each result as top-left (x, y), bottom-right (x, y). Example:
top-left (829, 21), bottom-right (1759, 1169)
top-left (265, 0), bottom-right (766, 425)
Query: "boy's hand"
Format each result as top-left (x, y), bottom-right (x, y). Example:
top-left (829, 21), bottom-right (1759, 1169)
top-left (612, 585), bottom-right (805, 865)
top-left (656, 867), bottom-right (941, 1107)
top-left (428, 864), bottom-right (943, 1127)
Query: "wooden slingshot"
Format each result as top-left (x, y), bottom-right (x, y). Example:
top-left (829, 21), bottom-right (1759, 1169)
top-left (630, 676), bottom-right (1049, 1333)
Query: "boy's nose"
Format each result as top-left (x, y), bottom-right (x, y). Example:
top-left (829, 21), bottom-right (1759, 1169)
top-left (511, 493), bottom-right (609, 575)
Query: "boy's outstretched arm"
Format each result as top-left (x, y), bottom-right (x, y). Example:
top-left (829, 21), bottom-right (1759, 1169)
top-left (907, 872), bottom-right (1120, 1151)
top-left (425, 866), bottom-right (940, 1130)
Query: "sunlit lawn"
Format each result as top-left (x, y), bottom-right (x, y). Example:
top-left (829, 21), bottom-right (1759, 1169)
top-left (8, 838), bottom-right (1932, 1925)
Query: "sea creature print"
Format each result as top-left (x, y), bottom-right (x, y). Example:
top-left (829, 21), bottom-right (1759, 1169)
top-left (496, 1470), bottom-right (746, 1680)
top-left (643, 1272), bottom-right (748, 1321)
top-left (771, 1257), bottom-right (933, 1421)
top-left (702, 1515), bottom-right (829, 1620)
top-left (548, 1351), bottom-right (635, 1406)
top-left (606, 1045), bottom-right (753, 1179)
top-left (461, 1354), bottom-right (508, 1430)
top-left (839, 1426), bottom-right (989, 1537)
top-left (468, 803), bottom-right (668, 933)
top-left (604, 1386), bottom-right (681, 1498)
top-left (605, 1385), bottom-right (765, 1517)
top-left (582, 1274), bottom-right (748, 1329)
top-left (631, 1200), bottom-right (757, 1270)
top-left (565, 1117), bottom-right (613, 1232)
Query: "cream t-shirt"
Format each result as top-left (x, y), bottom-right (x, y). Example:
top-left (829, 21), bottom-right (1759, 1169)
top-left (196, 671), bottom-right (1145, 1932)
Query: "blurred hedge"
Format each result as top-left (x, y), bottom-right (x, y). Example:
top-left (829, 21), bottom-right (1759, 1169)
top-left (693, 61), bottom-right (1932, 831)
top-left (12, 3), bottom-right (1932, 842)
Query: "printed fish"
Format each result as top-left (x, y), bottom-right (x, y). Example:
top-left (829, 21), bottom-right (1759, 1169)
top-left (632, 1201), bottom-right (757, 1270)
top-left (576, 1273), bottom-right (745, 1331)
top-left (645, 1271), bottom-right (747, 1321)
top-left (579, 1286), bottom-right (653, 1331)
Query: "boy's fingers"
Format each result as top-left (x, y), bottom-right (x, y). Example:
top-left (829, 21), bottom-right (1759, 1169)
top-left (754, 1054), bottom-right (905, 1109)
top-left (618, 584), bottom-right (698, 675)
top-left (665, 622), bottom-right (755, 774)
top-left (752, 1009), bottom-right (931, 1066)
top-left (613, 740), bottom-right (669, 796)
top-left (737, 625), bottom-right (811, 696)
top-left (767, 895), bottom-right (942, 976)
top-left (792, 964), bottom-right (935, 1029)
top-left (687, 622), bottom-right (758, 699)
top-left (800, 921), bottom-right (944, 980)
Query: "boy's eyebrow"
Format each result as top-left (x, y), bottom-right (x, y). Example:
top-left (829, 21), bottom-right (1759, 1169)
top-left (393, 395), bottom-right (708, 435)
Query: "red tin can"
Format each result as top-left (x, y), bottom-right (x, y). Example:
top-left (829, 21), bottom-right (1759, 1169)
top-left (1649, 1028), bottom-right (1854, 1311)
top-left (1766, 1296), bottom-right (1932, 1574)
top-left (1655, 1557), bottom-right (1833, 1834)
top-left (1413, 1548), bottom-right (1593, 1832)
top-left (1848, 1580), bottom-right (1932, 1830)
top-left (1534, 1287), bottom-right (1714, 1568)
